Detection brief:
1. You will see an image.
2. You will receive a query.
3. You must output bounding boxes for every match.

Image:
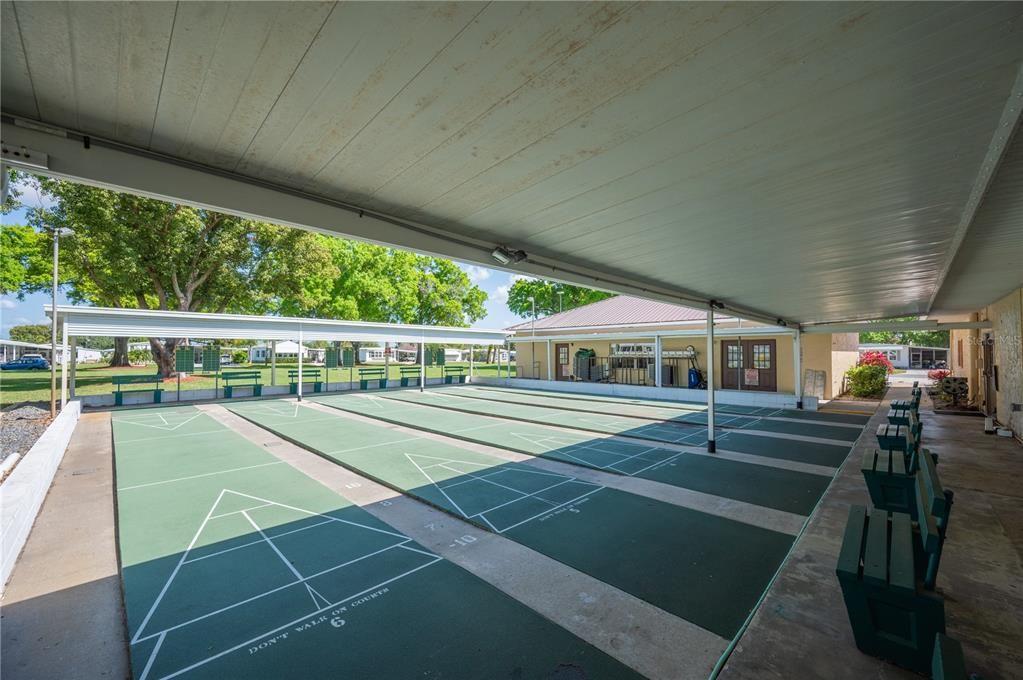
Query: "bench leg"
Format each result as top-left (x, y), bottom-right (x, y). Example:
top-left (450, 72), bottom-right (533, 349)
top-left (313, 382), bottom-right (322, 393)
top-left (224, 386), bottom-right (233, 399)
top-left (153, 390), bottom-right (162, 404)
top-left (360, 380), bottom-right (369, 390)
top-left (401, 378), bottom-right (409, 387)
top-left (254, 385), bottom-right (262, 397)
top-left (289, 383), bottom-right (298, 395)
top-left (114, 391), bottom-right (123, 406)
top-left (378, 379), bottom-right (387, 389)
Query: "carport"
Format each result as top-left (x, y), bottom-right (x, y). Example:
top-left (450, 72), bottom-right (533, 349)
top-left (2, 4), bottom-right (1023, 679)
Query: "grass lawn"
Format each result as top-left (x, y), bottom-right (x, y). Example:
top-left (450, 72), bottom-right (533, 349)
top-left (0, 361), bottom-right (516, 407)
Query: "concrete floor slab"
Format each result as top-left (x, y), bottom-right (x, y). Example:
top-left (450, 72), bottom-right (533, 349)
top-left (719, 388), bottom-right (1023, 679)
top-left (0, 412), bottom-right (129, 680)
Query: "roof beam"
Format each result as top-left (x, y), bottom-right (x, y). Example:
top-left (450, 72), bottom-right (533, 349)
top-left (801, 320), bottom-right (989, 334)
top-left (2, 116), bottom-right (792, 328)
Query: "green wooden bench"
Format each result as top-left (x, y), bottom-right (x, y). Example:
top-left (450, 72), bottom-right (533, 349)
top-left (288, 368), bottom-right (322, 394)
top-left (112, 374), bottom-right (164, 406)
top-left (890, 388), bottom-right (922, 420)
top-left (443, 365), bottom-right (466, 384)
top-left (862, 438), bottom-right (946, 522)
top-left (222, 371), bottom-right (262, 398)
top-left (359, 367), bottom-right (387, 390)
top-left (399, 366), bottom-right (422, 387)
top-left (836, 503), bottom-right (948, 673)
top-left (932, 633), bottom-right (970, 680)
top-left (876, 411), bottom-right (923, 461)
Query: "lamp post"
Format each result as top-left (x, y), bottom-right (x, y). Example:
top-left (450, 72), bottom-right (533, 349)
top-left (527, 296), bottom-right (536, 378)
top-left (49, 226), bottom-right (73, 417)
top-left (557, 288), bottom-right (564, 313)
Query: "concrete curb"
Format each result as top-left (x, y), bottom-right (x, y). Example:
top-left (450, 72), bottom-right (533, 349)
top-left (1, 400), bottom-right (81, 591)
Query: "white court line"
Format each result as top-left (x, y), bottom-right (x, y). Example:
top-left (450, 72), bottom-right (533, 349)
top-left (134, 540), bottom-right (412, 644)
top-left (132, 489), bottom-right (229, 644)
top-left (405, 454), bottom-right (472, 519)
top-left (242, 510), bottom-right (303, 580)
top-left (155, 558), bottom-right (442, 680)
top-left (324, 435), bottom-right (424, 456)
top-left (468, 479), bottom-right (577, 518)
top-left (492, 487), bottom-right (606, 534)
top-left (211, 503), bottom-right (274, 519)
top-left (116, 429), bottom-right (235, 445)
top-left (113, 412), bottom-right (204, 432)
top-left (138, 632), bottom-right (166, 680)
top-left (117, 462), bottom-right (285, 492)
top-left (222, 489), bottom-right (408, 541)
top-left (436, 464), bottom-right (534, 497)
top-left (182, 518), bottom-right (337, 565)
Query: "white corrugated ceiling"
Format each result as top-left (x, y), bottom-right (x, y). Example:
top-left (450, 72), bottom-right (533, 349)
top-left (3, 1), bottom-right (1022, 324)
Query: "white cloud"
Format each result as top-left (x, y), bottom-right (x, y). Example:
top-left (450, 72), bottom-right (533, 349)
top-left (0, 299), bottom-right (16, 310)
top-left (10, 176), bottom-right (54, 210)
top-left (463, 264), bottom-right (492, 284)
top-left (509, 273), bottom-right (535, 283)
top-left (494, 285), bottom-right (510, 304)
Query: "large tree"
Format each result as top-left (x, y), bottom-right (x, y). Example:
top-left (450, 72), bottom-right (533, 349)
top-left (18, 175), bottom-right (334, 375)
top-left (859, 317), bottom-right (950, 348)
top-left (506, 278), bottom-right (614, 318)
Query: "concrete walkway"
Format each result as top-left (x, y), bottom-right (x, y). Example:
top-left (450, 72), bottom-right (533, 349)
top-left (4, 389), bottom-right (1021, 679)
top-left (719, 387), bottom-right (1023, 679)
top-left (0, 412), bottom-right (129, 680)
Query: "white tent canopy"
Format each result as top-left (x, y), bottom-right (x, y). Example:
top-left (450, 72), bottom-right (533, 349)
top-left (46, 305), bottom-right (508, 346)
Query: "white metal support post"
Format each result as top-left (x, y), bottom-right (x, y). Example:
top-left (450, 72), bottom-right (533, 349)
top-left (69, 335), bottom-right (77, 399)
top-left (270, 340), bottom-right (277, 386)
top-left (420, 340), bottom-right (425, 392)
top-left (706, 304), bottom-right (717, 453)
top-left (60, 322), bottom-right (69, 406)
top-left (654, 335), bottom-right (663, 388)
top-left (793, 329), bottom-right (803, 409)
top-left (547, 339), bottom-right (553, 381)
top-left (297, 328), bottom-right (303, 401)
top-left (469, 345), bottom-right (474, 381)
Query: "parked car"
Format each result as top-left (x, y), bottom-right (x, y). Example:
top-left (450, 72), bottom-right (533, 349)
top-left (1, 356), bottom-right (50, 370)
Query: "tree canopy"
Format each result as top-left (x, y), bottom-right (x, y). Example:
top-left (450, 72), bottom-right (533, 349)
top-left (3, 172), bottom-right (489, 373)
top-left (506, 278), bottom-right (614, 318)
top-left (859, 317), bottom-right (949, 348)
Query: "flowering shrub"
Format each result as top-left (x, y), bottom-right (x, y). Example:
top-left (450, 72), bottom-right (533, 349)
top-left (928, 369), bottom-right (951, 381)
top-left (858, 350), bottom-right (894, 374)
top-left (845, 364), bottom-right (888, 398)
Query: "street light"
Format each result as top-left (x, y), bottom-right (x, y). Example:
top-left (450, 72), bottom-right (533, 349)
top-left (49, 226), bottom-right (72, 417)
top-left (556, 288), bottom-right (564, 313)
top-left (527, 295), bottom-right (536, 378)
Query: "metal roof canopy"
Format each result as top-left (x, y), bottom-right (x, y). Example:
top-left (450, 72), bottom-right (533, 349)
top-left (4, 3), bottom-right (1023, 326)
top-left (46, 305), bottom-right (508, 345)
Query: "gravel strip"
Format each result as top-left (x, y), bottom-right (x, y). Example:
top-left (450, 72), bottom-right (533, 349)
top-left (1, 405), bottom-right (54, 462)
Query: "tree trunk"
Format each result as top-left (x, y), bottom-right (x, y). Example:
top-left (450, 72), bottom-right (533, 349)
top-left (110, 337), bottom-right (131, 366)
top-left (149, 338), bottom-right (181, 377)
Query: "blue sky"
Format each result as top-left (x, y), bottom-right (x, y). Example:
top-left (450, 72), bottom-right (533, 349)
top-left (1, 200), bottom-right (525, 338)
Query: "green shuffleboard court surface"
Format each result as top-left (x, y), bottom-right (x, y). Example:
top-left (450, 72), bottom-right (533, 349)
top-left (467, 384), bottom-right (873, 425)
top-left (314, 393), bottom-right (832, 515)
top-left (376, 388), bottom-right (721, 446)
top-left (228, 399), bottom-right (795, 640)
top-left (112, 405), bottom-right (643, 680)
top-left (445, 386), bottom-right (864, 441)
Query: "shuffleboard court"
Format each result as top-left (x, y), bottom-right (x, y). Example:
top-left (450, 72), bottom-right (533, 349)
top-left (379, 389), bottom-right (857, 468)
top-left (314, 393), bottom-right (833, 515)
top-left (227, 399), bottom-right (796, 640)
top-left (444, 385), bottom-right (865, 441)
top-left (112, 406), bottom-right (643, 680)
top-left (378, 388), bottom-right (722, 446)
top-left (466, 384), bottom-right (873, 426)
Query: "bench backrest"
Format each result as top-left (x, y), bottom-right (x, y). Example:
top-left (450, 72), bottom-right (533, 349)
top-left (288, 369), bottom-right (321, 378)
top-left (444, 366), bottom-right (465, 374)
top-left (359, 367), bottom-right (386, 376)
top-left (113, 374), bottom-right (162, 385)
top-left (399, 366), bottom-right (421, 375)
top-left (223, 371), bottom-right (261, 381)
top-left (913, 448), bottom-right (953, 590)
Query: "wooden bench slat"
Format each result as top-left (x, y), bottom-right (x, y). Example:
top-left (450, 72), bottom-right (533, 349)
top-left (863, 510), bottom-right (889, 587)
top-left (915, 472), bottom-right (942, 555)
top-left (836, 505), bottom-right (867, 578)
top-left (889, 513), bottom-right (915, 594)
top-left (892, 450), bottom-right (906, 475)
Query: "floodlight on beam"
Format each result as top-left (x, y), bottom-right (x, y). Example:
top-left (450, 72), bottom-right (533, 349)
top-left (490, 246), bottom-right (527, 265)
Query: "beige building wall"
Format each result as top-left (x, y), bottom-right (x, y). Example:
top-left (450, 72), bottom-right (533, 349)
top-left (980, 288), bottom-right (1023, 436)
top-left (511, 331), bottom-right (853, 396)
top-left (945, 313), bottom-right (982, 403)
